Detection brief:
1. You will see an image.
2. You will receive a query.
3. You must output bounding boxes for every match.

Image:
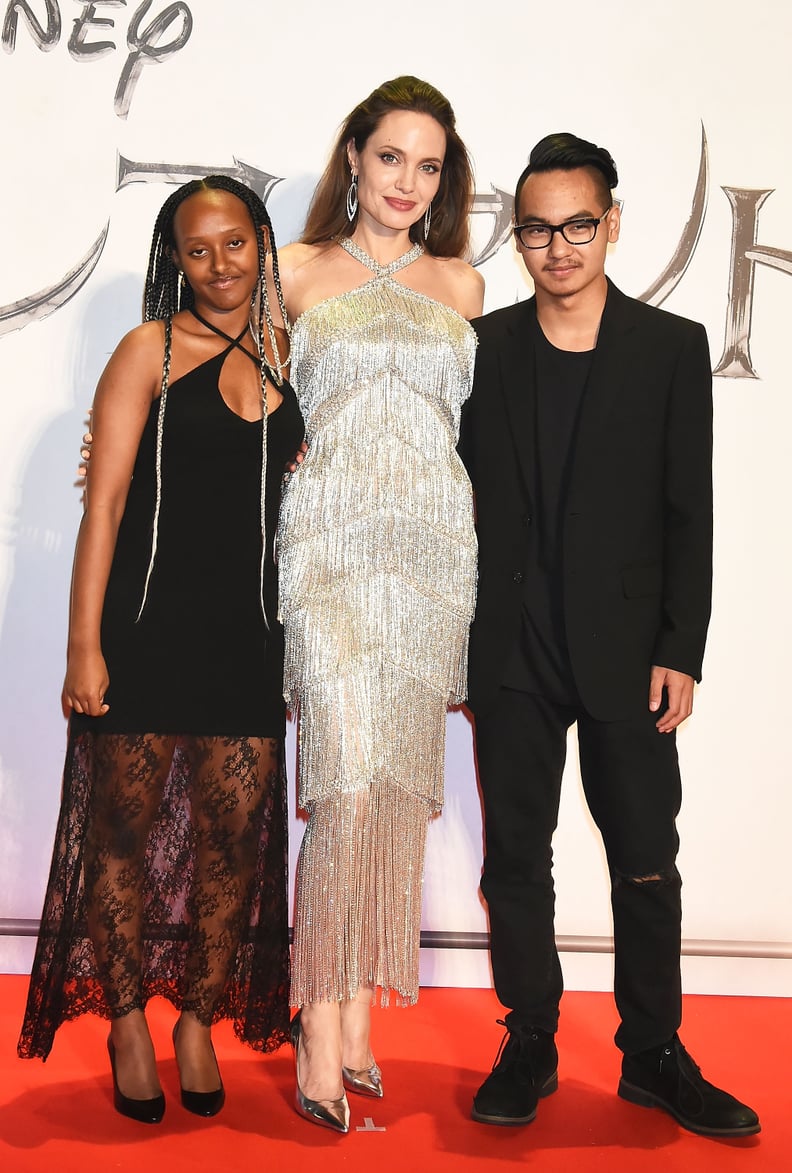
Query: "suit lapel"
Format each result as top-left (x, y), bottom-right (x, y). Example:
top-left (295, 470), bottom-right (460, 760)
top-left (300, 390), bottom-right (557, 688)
top-left (497, 299), bottom-right (537, 505)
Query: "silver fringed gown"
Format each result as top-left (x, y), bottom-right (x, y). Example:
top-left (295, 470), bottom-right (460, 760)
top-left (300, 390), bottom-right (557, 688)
top-left (277, 239), bottom-right (477, 1006)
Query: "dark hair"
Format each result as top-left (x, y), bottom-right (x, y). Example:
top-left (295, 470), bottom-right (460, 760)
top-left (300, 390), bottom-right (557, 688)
top-left (137, 175), bottom-right (287, 620)
top-left (302, 75), bottom-right (474, 259)
top-left (143, 173), bottom-right (288, 352)
top-left (514, 132), bottom-right (618, 216)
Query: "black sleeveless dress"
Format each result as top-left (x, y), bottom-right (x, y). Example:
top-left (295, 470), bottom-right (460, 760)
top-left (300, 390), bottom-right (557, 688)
top-left (73, 343), bottom-right (302, 736)
top-left (18, 340), bottom-right (304, 1059)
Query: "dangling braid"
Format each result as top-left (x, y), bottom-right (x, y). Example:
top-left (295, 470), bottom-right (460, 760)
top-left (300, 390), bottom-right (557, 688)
top-left (136, 175), bottom-right (290, 622)
top-left (135, 316), bottom-right (172, 621)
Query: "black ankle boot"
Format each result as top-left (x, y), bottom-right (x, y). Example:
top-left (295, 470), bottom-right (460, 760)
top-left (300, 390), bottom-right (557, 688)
top-left (618, 1034), bottom-right (760, 1137)
top-left (472, 1020), bottom-right (558, 1126)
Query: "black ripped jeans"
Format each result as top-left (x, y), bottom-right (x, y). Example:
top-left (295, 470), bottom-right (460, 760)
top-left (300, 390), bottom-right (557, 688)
top-left (474, 688), bottom-right (683, 1056)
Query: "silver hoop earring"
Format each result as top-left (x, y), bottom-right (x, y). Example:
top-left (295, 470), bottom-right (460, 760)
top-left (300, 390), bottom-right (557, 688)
top-left (424, 202), bottom-right (432, 238)
top-left (346, 174), bottom-right (359, 222)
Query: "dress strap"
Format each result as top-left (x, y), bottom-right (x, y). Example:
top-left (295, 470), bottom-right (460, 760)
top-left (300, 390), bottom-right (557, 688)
top-left (339, 237), bottom-right (423, 278)
top-left (189, 308), bottom-right (261, 369)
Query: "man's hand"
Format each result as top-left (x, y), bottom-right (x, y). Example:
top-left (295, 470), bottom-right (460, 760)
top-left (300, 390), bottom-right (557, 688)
top-left (649, 665), bottom-right (695, 732)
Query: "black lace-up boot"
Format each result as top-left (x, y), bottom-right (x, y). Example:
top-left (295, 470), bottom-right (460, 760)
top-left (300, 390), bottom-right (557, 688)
top-left (619, 1034), bottom-right (760, 1136)
top-left (472, 1019), bottom-right (558, 1125)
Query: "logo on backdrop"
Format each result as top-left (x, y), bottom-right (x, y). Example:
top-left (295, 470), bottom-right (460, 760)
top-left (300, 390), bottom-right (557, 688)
top-left (0, 125), bottom-right (789, 380)
top-left (1, 0), bottom-right (193, 117)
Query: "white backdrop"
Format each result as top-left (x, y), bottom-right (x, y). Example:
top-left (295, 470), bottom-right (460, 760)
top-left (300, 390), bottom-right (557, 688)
top-left (0, 0), bottom-right (789, 999)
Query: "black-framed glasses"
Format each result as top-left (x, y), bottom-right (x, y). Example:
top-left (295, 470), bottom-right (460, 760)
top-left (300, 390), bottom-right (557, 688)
top-left (513, 208), bottom-right (613, 250)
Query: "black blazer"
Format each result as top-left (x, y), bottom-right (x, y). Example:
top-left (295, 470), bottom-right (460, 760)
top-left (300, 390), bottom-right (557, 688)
top-left (460, 280), bottom-right (713, 721)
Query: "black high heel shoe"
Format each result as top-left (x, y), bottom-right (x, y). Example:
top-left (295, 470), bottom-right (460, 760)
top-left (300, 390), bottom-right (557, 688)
top-left (106, 1038), bottom-right (165, 1124)
top-left (172, 1020), bottom-right (225, 1117)
top-left (290, 1011), bottom-right (350, 1134)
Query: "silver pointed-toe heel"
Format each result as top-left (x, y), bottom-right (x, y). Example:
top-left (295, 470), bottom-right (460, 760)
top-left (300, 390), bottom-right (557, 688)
top-left (342, 1060), bottom-right (383, 1098)
top-left (290, 1011), bottom-right (350, 1134)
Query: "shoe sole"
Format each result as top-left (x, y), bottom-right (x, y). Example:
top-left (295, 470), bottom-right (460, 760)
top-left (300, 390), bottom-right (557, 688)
top-left (471, 1071), bottom-right (558, 1126)
top-left (617, 1078), bottom-right (761, 1137)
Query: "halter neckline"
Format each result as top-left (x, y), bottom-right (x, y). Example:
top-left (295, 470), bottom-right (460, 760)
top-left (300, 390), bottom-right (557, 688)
top-left (339, 237), bottom-right (423, 278)
top-left (189, 308), bottom-right (261, 370)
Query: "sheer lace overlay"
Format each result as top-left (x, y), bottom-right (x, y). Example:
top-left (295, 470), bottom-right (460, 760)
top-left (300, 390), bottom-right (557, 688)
top-left (18, 729), bottom-right (290, 1060)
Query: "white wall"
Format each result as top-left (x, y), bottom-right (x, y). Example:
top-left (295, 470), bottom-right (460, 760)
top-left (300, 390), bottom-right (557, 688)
top-left (0, 0), bottom-right (789, 997)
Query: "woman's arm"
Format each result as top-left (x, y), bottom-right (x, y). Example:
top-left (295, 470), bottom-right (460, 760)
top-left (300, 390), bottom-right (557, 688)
top-left (62, 322), bottom-right (162, 717)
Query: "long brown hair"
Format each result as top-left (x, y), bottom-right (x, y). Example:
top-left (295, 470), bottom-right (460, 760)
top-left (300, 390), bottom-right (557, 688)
top-left (302, 76), bottom-right (474, 260)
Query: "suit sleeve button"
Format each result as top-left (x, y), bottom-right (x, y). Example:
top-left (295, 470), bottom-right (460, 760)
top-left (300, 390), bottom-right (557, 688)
top-left (512, 571), bottom-right (524, 584)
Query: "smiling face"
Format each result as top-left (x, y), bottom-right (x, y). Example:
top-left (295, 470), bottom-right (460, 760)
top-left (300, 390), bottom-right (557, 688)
top-left (515, 167), bottom-right (620, 305)
top-left (347, 109), bottom-right (446, 235)
top-left (171, 188), bottom-right (261, 317)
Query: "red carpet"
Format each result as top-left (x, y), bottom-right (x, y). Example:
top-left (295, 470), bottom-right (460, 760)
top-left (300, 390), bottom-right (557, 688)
top-left (1, 975), bottom-right (787, 1171)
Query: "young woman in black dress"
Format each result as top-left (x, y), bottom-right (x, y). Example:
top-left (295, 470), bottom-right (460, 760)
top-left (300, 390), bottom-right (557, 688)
top-left (17, 176), bottom-right (303, 1124)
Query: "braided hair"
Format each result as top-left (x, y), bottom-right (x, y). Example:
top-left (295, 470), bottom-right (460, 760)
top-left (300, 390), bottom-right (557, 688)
top-left (136, 175), bottom-right (289, 622)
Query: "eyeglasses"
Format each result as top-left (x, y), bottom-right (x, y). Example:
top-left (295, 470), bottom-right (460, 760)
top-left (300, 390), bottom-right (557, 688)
top-left (513, 208), bottom-right (613, 250)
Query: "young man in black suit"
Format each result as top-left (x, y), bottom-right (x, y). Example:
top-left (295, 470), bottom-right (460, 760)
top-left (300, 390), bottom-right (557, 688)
top-left (460, 133), bottom-right (759, 1137)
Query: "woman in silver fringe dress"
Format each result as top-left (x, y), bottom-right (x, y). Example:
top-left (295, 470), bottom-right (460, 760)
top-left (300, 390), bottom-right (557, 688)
top-left (277, 76), bottom-right (483, 1133)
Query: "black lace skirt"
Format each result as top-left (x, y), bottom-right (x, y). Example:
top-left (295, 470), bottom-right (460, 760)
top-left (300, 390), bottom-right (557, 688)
top-left (18, 729), bottom-right (291, 1060)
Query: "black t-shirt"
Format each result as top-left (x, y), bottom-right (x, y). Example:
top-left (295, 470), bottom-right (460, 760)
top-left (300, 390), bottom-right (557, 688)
top-left (503, 319), bottom-right (593, 702)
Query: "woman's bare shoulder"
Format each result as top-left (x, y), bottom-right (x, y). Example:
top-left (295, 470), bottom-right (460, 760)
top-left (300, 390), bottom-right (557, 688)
top-left (112, 319), bottom-right (166, 359)
top-left (114, 318), bottom-right (162, 343)
top-left (430, 256), bottom-right (485, 320)
top-left (279, 241), bottom-right (340, 318)
top-left (278, 241), bottom-right (334, 278)
top-left (93, 320), bottom-right (165, 410)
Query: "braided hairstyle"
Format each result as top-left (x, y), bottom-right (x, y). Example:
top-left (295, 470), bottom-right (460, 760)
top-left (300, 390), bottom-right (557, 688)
top-left (136, 175), bottom-right (289, 622)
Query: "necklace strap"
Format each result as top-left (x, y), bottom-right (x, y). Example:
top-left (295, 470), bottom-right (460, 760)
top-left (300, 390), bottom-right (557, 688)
top-left (189, 308), bottom-right (260, 370)
top-left (339, 237), bottom-right (423, 277)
